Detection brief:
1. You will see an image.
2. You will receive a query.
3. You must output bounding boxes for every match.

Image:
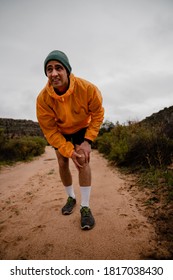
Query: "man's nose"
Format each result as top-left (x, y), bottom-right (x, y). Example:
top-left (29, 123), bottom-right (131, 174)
top-left (52, 68), bottom-right (58, 76)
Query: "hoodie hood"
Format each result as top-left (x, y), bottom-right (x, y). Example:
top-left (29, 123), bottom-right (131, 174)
top-left (46, 73), bottom-right (75, 100)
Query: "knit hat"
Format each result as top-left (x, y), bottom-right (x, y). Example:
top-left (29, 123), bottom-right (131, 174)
top-left (44, 50), bottom-right (72, 75)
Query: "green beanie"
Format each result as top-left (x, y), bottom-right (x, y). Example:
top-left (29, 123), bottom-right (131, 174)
top-left (44, 50), bottom-right (72, 75)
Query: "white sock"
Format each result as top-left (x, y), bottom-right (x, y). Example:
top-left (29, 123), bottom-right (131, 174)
top-left (64, 185), bottom-right (75, 199)
top-left (80, 186), bottom-right (91, 208)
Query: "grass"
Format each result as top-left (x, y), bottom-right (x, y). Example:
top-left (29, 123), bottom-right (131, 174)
top-left (137, 168), bottom-right (173, 203)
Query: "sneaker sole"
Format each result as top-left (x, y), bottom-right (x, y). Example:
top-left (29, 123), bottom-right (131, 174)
top-left (62, 205), bottom-right (76, 215)
top-left (81, 224), bottom-right (95, 230)
top-left (62, 210), bottom-right (73, 215)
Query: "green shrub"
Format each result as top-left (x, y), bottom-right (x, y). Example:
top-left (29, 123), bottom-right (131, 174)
top-left (109, 139), bottom-right (129, 164)
top-left (0, 136), bottom-right (47, 163)
top-left (97, 121), bottom-right (173, 169)
top-left (97, 133), bottom-right (112, 155)
top-left (125, 128), bottom-right (173, 168)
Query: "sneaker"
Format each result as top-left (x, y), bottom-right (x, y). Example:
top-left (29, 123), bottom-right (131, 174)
top-left (80, 206), bottom-right (95, 230)
top-left (62, 197), bottom-right (76, 215)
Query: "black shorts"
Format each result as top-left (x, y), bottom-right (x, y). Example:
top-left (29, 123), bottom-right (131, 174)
top-left (54, 127), bottom-right (87, 150)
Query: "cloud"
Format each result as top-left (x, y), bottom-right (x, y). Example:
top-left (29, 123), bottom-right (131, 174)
top-left (101, 70), bottom-right (173, 123)
top-left (0, 0), bottom-right (173, 124)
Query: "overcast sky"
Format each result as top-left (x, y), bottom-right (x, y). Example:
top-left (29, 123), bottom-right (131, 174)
top-left (0, 0), bottom-right (173, 124)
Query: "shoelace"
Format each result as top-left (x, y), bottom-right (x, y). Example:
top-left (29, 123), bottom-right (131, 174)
top-left (67, 197), bottom-right (75, 205)
top-left (81, 207), bottom-right (90, 217)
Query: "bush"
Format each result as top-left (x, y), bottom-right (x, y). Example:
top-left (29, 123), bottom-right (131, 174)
top-left (97, 121), bottom-right (173, 169)
top-left (0, 135), bottom-right (47, 163)
top-left (97, 122), bottom-right (135, 164)
top-left (125, 131), bottom-right (173, 168)
top-left (97, 133), bottom-right (112, 155)
top-left (0, 128), bottom-right (5, 148)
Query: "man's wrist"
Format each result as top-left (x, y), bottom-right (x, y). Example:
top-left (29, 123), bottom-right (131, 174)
top-left (84, 138), bottom-right (92, 145)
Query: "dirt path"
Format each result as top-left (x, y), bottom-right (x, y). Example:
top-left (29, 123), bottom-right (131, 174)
top-left (0, 146), bottom-right (157, 260)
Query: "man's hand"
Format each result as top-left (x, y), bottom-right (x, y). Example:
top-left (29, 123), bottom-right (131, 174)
top-left (71, 150), bottom-right (83, 169)
top-left (76, 141), bottom-right (91, 163)
top-left (71, 141), bottom-right (91, 169)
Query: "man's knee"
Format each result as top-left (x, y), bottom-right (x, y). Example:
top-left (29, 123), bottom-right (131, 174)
top-left (76, 150), bottom-right (86, 167)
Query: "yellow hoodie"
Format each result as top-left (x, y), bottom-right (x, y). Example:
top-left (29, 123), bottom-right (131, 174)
top-left (36, 74), bottom-right (104, 158)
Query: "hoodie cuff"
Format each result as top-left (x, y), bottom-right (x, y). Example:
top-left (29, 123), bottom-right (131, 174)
top-left (84, 138), bottom-right (92, 145)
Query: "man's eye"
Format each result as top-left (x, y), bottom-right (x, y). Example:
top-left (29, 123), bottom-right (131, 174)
top-left (55, 66), bottom-right (62, 71)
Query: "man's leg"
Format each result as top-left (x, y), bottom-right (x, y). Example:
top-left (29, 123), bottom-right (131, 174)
top-left (75, 148), bottom-right (91, 205)
top-left (55, 150), bottom-right (72, 186)
top-left (78, 152), bottom-right (91, 186)
top-left (55, 150), bottom-right (76, 214)
top-left (76, 148), bottom-right (95, 230)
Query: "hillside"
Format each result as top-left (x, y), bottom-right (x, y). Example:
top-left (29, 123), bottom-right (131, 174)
top-left (141, 105), bottom-right (173, 138)
top-left (0, 118), bottom-right (43, 138)
top-left (143, 105), bottom-right (173, 125)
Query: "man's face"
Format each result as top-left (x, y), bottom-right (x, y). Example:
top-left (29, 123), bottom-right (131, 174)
top-left (46, 60), bottom-right (69, 92)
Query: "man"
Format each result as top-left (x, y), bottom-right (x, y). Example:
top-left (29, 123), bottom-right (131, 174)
top-left (36, 50), bottom-right (104, 230)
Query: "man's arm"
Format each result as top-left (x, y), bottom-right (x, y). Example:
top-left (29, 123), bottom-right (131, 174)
top-left (36, 99), bottom-right (74, 158)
